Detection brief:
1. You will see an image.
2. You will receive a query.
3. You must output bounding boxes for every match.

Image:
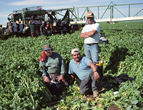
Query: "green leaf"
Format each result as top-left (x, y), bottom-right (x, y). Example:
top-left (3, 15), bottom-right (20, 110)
top-left (134, 90), bottom-right (140, 95)
top-left (131, 100), bottom-right (138, 105)
top-left (127, 105), bottom-right (131, 110)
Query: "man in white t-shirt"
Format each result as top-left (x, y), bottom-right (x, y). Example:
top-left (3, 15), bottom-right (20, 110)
top-left (81, 12), bottom-right (100, 64)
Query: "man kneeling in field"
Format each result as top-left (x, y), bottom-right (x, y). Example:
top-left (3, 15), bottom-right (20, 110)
top-left (39, 43), bottom-right (68, 95)
top-left (68, 48), bottom-right (101, 97)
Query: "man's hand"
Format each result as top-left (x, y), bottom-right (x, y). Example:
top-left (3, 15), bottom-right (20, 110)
top-left (89, 61), bottom-right (100, 80)
top-left (43, 76), bottom-right (51, 83)
top-left (58, 75), bottom-right (65, 83)
top-left (94, 72), bottom-right (100, 80)
top-left (70, 74), bottom-right (75, 84)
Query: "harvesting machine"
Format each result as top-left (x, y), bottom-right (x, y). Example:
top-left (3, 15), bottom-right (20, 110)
top-left (7, 6), bottom-right (80, 36)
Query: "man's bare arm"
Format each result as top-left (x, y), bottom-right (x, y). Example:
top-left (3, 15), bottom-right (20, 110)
top-left (89, 62), bottom-right (100, 80)
top-left (40, 28), bottom-right (42, 34)
top-left (80, 30), bottom-right (98, 38)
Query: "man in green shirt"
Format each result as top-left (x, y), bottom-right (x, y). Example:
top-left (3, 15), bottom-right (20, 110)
top-left (29, 20), bottom-right (35, 38)
top-left (39, 43), bottom-right (68, 95)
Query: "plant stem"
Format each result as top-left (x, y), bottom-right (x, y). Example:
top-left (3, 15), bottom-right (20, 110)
top-left (24, 78), bottom-right (36, 109)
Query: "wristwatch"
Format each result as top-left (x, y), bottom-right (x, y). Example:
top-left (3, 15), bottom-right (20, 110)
top-left (93, 70), bottom-right (97, 73)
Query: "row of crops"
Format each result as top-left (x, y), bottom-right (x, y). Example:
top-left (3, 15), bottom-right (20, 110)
top-left (0, 21), bottom-right (143, 109)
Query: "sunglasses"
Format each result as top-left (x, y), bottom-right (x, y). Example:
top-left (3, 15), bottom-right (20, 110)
top-left (87, 17), bottom-right (93, 19)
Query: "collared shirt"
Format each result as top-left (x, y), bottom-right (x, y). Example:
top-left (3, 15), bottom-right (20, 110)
top-left (39, 52), bottom-right (65, 77)
top-left (68, 57), bottom-right (92, 80)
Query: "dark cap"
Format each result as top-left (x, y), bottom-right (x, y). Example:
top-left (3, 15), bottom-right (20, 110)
top-left (43, 43), bottom-right (52, 50)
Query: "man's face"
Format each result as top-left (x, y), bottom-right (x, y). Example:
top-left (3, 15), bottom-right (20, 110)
top-left (87, 17), bottom-right (93, 24)
top-left (44, 49), bottom-right (52, 57)
top-left (72, 53), bottom-right (81, 62)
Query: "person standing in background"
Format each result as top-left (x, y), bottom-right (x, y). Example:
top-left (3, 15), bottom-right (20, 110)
top-left (40, 21), bottom-right (46, 36)
top-left (29, 20), bottom-right (35, 38)
top-left (0, 25), bottom-right (3, 35)
top-left (19, 21), bottom-right (24, 33)
top-left (45, 22), bottom-right (51, 36)
top-left (7, 18), bottom-right (13, 33)
top-left (13, 22), bottom-right (18, 32)
top-left (0, 25), bottom-right (4, 39)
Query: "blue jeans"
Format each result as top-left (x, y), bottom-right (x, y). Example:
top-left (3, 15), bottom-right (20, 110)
top-left (84, 43), bottom-right (99, 64)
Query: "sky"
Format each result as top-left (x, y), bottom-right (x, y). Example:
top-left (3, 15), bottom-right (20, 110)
top-left (0, 0), bottom-right (143, 25)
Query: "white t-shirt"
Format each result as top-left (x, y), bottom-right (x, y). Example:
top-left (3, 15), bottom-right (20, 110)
top-left (81, 23), bottom-right (100, 44)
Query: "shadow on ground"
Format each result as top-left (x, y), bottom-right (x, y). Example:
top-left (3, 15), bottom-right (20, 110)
top-left (104, 46), bottom-right (128, 74)
top-left (101, 46), bottom-right (128, 91)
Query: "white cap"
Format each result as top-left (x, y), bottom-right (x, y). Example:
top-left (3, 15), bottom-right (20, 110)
top-left (71, 48), bottom-right (80, 54)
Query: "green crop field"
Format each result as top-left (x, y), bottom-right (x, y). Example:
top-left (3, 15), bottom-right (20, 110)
top-left (0, 22), bottom-right (143, 110)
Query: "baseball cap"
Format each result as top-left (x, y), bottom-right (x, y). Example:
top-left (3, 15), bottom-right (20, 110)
top-left (86, 12), bottom-right (94, 18)
top-left (43, 43), bottom-right (52, 50)
top-left (71, 48), bottom-right (80, 54)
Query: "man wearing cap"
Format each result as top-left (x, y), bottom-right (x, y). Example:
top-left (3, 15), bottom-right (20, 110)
top-left (80, 12), bottom-right (100, 64)
top-left (40, 21), bottom-right (46, 36)
top-left (68, 48), bottom-right (101, 97)
top-left (39, 43), bottom-right (68, 91)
